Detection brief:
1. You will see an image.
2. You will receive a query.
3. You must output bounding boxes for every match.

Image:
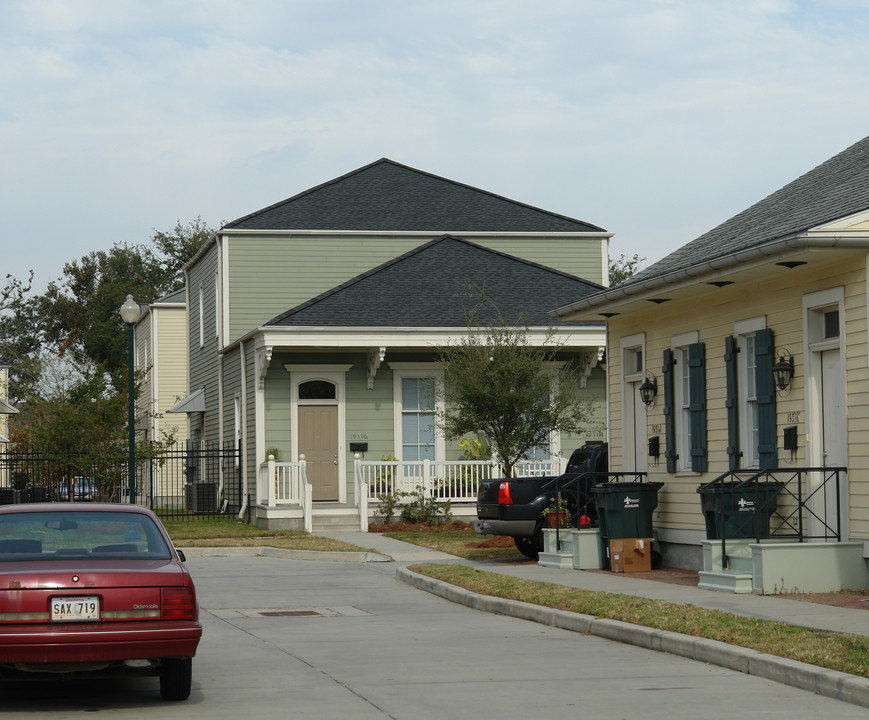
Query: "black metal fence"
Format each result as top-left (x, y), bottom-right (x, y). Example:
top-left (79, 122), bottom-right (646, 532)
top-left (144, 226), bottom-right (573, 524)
top-left (0, 441), bottom-right (242, 519)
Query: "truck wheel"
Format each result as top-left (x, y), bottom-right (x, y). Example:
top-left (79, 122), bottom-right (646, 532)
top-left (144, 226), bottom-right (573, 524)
top-left (514, 535), bottom-right (542, 559)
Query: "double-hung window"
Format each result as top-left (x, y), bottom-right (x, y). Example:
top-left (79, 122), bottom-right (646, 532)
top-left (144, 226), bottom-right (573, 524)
top-left (391, 364), bottom-right (445, 462)
top-left (726, 320), bottom-right (777, 470)
top-left (401, 377), bottom-right (436, 461)
top-left (663, 332), bottom-right (707, 473)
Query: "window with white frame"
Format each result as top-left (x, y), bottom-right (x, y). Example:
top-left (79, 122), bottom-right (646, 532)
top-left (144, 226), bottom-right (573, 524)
top-left (233, 396), bottom-right (241, 467)
top-left (390, 364), bottom-right (445, 462)
top-left (401, 377), bottom-right (436, 461)
top-left (198, 284), bottom-right (204, 348)
top-left (664, 331), bottom-right (706, 474)
top-left (676, 345), bottom-right (692, 470)
top-left (214, 271), bottom-right (220, 340)
top-left (735, 318), bottom-right (766, 468)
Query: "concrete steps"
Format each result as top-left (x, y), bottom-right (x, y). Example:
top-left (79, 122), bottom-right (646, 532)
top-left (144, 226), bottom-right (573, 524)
top-left (311, 505), bottom-right (362, 532)
top-left (698, 540), bottom-right (755, 593)
top-left (698, 569), bottom-right (754, 593)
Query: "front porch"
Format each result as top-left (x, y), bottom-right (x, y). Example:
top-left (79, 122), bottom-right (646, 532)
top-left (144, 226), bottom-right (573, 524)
top-left (253, 455), bottom-right (567, 532)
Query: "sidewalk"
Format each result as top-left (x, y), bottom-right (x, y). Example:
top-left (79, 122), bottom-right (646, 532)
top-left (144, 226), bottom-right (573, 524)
top-left (316, 530), bottom-right (869, 638)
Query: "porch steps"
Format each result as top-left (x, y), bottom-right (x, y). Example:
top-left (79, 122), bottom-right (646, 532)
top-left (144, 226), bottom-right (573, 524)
top-left (311, 504), bottom-right (362, 532)
top-left (698, 543), bottom-right (754, 593)
top-left (697, 569), bottom-right (754, 593)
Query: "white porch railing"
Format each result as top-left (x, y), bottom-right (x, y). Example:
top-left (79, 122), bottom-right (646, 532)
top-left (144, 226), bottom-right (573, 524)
top-left (257, 455), bottom-right (312, 532)
top-left (257, 455), bottom-right (566, 533)
top-left (354, 457), bottom-right (565, 503)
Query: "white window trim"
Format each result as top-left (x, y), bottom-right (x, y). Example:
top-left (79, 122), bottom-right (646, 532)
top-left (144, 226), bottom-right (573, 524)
top-left (620, 333), bottom-right (647, 473)
top-left (233, 396), bottom-right (241, 468)
top-left (286, 368), bottom-right (349, 503)
top-left (214, 271), bottom-right (220, 340)
top-left (802, 286), bottom-right (846, 471)
top-left (198, 284), bottom-right (204, 349)
top-left (671, 331), bottom-right (699, 474)
top-left (734, 317), bottom-right (766, 469)
top-left (389, 363), bottom-right (445, 462)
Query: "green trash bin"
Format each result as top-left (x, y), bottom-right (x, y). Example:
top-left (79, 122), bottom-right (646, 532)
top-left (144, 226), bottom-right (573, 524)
top-left (696, 481), bottom-right (784, 539)
top-left (592, 482), bottom-right (664, 568)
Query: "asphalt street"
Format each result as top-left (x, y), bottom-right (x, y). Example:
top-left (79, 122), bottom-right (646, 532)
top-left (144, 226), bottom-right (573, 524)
top-left (2, 554), bottom-right (866, 718)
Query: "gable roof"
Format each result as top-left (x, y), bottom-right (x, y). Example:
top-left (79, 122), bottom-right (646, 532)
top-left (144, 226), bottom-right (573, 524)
top-left (224, 158), bottom-right (605, 233)
top-left (265, 235), bottom-right (604, 328)
top-left (626, 134), bottom-right (869, 287)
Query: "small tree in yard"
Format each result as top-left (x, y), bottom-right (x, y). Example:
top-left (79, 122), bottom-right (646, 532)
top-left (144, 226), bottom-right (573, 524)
top-left (437, 299), bottom-right (591, 478)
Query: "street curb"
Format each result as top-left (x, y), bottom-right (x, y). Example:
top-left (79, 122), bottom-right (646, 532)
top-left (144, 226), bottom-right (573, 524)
top-left (180, 546), bottom-right (391, 563)
top-left (396, 566), bottom-right (869, 709)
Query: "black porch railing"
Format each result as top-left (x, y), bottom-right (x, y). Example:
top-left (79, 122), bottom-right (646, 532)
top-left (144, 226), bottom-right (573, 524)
top-left (0, 441), bottom-right (242, 520)
top-left (697, 466), bottom-right (846, 568)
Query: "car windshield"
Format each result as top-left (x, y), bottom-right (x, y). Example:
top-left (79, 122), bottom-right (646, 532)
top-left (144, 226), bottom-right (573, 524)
top-left (0, 511), bottom-right (171, 561)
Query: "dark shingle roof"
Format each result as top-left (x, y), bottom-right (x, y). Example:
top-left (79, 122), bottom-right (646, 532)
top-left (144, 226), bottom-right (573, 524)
top-left (266, 236), bottom-right (604, 328)
top-left (224, 159), bottom-right (605, 233)
top-left (155, 288), bottom-right (186, 304)
top-left (626, 134), bottom-right (869, 286)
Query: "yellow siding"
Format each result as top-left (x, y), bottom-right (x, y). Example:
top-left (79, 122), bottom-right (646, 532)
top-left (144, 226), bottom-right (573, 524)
top-left (155, 307), bottom-right (189, 445)
top-left (607, 255), bottom-right (869, 539)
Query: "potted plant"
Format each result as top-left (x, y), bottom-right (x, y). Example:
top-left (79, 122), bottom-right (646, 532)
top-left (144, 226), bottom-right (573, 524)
top-left (541, 496), bottom-right (572, 529)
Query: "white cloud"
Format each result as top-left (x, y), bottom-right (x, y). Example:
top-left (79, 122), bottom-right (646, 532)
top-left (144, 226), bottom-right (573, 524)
top-left (2, 0), bottom-right (869, 287)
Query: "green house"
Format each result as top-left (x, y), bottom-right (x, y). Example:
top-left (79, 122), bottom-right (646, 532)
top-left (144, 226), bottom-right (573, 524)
top-left (175, 159), bottom-right (611, 530)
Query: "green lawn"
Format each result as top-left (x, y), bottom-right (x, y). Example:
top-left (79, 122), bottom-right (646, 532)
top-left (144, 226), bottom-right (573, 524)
top-left (411, 563), bottom-right (869, 679)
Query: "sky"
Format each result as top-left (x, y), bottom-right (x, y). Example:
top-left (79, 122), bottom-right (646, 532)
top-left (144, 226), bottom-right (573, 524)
top-left (3, 0), bottom-right (869, 292)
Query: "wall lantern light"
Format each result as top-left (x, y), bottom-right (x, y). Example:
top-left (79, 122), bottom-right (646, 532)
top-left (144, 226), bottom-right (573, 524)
top-left (639, 373), bottom-right (658, 406)
top-left (773, 351), bottom-right (795, 392)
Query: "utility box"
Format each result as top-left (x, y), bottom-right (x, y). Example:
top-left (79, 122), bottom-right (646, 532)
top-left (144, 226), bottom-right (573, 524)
top-left (609, 538), bottom-right (652, 573)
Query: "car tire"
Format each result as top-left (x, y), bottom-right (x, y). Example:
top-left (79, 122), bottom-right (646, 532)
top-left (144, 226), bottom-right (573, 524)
top-left (159, 657), bottom-right (192, 701)
top-left (514, 531), bottom-right (544, 560)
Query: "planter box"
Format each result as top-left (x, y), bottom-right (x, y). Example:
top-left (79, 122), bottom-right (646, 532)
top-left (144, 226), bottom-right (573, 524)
top-left (538, 529), bottom-right (574, 569)
top-left (571, 528), bottom-right (603, 570)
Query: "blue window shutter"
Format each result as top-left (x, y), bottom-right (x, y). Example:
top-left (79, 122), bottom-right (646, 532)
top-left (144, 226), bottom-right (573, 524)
top-left (724, 336), bottom-right (740, 471)
top-left (688, 342), bottom-right (708, 473)
top-left (662, 349), bottom-right (676, 473)
top-left (755, 328), bottom-right (777, 470)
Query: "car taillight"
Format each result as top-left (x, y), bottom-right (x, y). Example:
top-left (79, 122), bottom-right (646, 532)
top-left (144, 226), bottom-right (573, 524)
top-left (162, 587), bottom-right (196, 620)
top-left (497, 481), bottom-right (513, 505)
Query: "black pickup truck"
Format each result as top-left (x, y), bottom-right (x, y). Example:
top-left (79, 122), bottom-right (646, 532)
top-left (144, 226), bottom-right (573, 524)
top-left (472, 443), bottom-right (608, 558)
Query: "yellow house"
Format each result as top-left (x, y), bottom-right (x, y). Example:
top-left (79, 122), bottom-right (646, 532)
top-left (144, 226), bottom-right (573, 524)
top-left (133, 290), bottom-right (189, 507)
top-left (556, 135), bottom-right (869, 594)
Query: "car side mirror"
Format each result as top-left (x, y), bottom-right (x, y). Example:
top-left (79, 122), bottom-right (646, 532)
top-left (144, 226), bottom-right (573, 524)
top-left (176, 549), bottom-right (187, 563)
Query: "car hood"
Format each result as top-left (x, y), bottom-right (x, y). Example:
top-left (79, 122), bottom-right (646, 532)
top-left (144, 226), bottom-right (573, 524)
top-left (0, 559), bottom-right (190, 590)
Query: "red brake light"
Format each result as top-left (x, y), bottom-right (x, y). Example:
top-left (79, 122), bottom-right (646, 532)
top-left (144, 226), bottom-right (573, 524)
top-left (162, 587), bottom-right (196, 620)
top-left (497, 481), bottom-right (513, 505)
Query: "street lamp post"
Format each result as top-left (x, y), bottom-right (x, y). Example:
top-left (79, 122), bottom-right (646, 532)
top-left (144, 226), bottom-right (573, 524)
top-left (119, 295), bottom-right (141, 504)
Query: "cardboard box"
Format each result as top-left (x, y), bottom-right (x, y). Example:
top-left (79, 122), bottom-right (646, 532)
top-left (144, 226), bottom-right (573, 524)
top-left (609, 538), bottom-right (652, 573)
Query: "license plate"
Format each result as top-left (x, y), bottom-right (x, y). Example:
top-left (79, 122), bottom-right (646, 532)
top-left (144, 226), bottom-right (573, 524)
top-left (50, 596), bottom-right (100, 622)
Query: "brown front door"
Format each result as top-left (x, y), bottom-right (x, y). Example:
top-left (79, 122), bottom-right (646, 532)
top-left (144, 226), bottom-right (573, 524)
top-left (298, 405), bottom-right (339, 501)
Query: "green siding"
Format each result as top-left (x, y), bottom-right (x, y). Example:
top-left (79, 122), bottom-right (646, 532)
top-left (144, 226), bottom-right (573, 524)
top-left (225, 233), bottom-right (605, 341)
top-left (263, 354), bottom-right (292, 462)
top-left (188, 246), bottom-right (220, 444)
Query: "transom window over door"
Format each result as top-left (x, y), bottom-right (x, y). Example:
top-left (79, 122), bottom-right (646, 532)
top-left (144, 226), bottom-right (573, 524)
top-left (299, 380), bottom-right (336, 401)
top-left (401, 377), bottom-right (435, 461)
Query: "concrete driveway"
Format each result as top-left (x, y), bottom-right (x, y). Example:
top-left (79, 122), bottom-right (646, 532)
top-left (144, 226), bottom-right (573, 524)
top-left (3, 554), bottom-right (866, 718)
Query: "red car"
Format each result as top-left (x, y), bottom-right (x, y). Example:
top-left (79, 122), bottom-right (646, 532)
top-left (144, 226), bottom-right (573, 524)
top-left (0, 503), bottom-right (202, 701)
